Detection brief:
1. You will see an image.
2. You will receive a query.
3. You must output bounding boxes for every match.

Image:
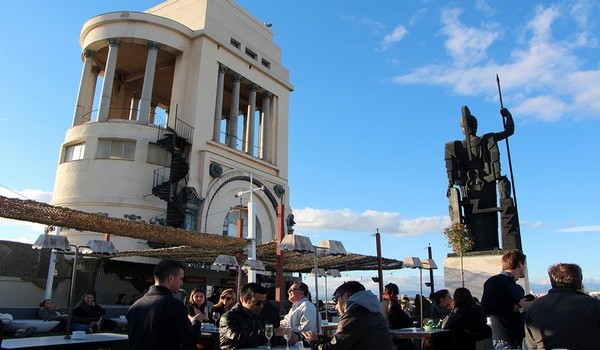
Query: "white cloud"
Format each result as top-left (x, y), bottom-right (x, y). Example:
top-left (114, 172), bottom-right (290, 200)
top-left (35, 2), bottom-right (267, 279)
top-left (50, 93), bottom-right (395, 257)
top-left (392, 3), bottom-right (600, 121)
top-left (380, 25), bottom-right (408, 50)
top-left (557, 225), bottom-right (600, 233)
top-left (342, 15), bottom-right (385, 32)
top-left (0, 188), bottom-right (52, 203)
top-left (440, 8), bottom-right (500, 66)
top-left (293, 207), bottom-right (449, 236)
top-left (0, 188), bottom-right (53, 244)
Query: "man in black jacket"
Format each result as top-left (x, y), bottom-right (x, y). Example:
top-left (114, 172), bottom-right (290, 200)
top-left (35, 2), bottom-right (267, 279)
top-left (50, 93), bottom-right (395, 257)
top-left (525, 263), bottom-right (600, 350)
top-left (220, 282), bottom-right (299, 350)
top-left (303, 281), bottom-right (393, 350)
top-left (127, 260), bottom-right (202, 350)
top-left (481, 251), bottom-right (533, 349)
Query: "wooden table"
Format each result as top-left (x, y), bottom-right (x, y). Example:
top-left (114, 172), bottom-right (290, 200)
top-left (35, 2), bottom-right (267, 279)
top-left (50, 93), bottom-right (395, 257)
top-left (390, 327), bottom-right (451, 350)
top-left (1, 333), bottom-right (129, 350)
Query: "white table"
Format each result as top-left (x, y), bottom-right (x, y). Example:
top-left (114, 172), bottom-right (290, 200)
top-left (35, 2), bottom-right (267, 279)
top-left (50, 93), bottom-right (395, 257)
top-left (4, 319), bottom-right (60, 333)
top-left (1, 332), bottom-right (129, 349)
top-left (242, 343), bottom-right (309, 350)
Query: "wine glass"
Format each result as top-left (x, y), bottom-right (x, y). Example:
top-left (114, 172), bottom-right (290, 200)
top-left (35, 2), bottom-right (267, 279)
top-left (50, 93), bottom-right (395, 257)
top-left (212, 311), bottom-right (220, 327)
top-left (282, 325), bottom-right (292, 350)
top-left (265, 323), bottom-right (274, 350)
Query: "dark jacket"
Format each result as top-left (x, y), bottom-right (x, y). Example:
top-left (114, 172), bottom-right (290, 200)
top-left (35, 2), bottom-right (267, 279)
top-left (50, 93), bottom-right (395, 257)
top-left (220, 303), bottom-right (268, 350)
top-left (481, 272), bottom-right (525, 342)
top-left (311, 290), bottom-right (393, 350)
top-left (525, 288), bottom-right (600, 350)
top-left (127, 285), bottom-right (202, 350)
top-left (386, 300), bottom-right (413, 329)
top-left (442, 305), bottom-right (491, 350)
top-left (73, 302), bottom-right (105, 323)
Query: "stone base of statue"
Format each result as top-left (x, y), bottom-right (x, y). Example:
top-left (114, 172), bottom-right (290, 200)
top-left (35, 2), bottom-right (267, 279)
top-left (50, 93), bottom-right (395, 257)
top-left (443, 250), bottom-right (530, 300)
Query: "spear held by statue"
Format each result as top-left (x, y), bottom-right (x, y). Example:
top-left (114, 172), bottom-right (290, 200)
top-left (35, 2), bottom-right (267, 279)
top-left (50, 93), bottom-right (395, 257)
top-left (496, 74), bottom-right (518, 210)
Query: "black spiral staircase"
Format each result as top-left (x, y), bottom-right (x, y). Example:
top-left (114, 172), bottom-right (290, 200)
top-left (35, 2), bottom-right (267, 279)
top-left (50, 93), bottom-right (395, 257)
top-left (150, 117), bottom-right (193, 239)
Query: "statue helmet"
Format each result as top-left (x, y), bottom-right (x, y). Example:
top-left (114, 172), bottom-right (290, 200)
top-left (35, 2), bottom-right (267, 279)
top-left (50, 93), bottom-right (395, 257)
top-left (460, 105), bottom-right (478, 133)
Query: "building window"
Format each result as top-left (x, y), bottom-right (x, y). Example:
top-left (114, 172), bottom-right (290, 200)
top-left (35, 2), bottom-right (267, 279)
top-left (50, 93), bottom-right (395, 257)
top-left (230, 38), bottom-right (240, 49)
top-left (63, 142), bottom-right (85, 162)
top-left (96, 139), bottom-right (136, 160)
top-left (146, 142), bottom-right (171, 166)
top-left (245, 48), bottom-right (257, 60)
top-left (261, 59), bottom-right (270, 69)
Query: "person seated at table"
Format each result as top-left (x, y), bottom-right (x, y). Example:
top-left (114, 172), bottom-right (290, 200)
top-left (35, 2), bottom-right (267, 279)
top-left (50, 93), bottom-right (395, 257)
top-left (281, 282), bottom-right (320, 333)
top-left (115, 293), bottom-right (127, 305)
top-left (129, 294), bottom-right (140, 306)
top-left (413, 293), bottom-right (431, 326)
top-left (73, 290), bottom-right (117, 331)
top-left (424, 289), bottom-right (452, 324)
top-left (303, 281), bottom-right (393, 350)
top-left (220, 283), bottom-right (295, 350)
top-left (442, 287), bottom-right (491, 350)
top-left (400, 295), bottom-right (414, 318)
top-left (381, 284), bottom-right (414, 350)
top-left (211, 288), bottom-right (237, 323)
top-left (38, 298), bottom-right (68, 330)
top-left (188, 288), bottom-right (210, 324)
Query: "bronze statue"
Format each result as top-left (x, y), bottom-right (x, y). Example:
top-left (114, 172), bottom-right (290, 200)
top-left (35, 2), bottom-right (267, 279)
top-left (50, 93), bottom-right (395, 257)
top-left (445, 106), bottom-right (521, 251)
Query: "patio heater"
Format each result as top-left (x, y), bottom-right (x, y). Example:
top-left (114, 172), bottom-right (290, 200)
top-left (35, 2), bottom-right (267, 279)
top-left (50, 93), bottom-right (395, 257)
top-left (33, 234), bottom-right (116, 339)
top-left (403, 256), bottom-right (437, 329)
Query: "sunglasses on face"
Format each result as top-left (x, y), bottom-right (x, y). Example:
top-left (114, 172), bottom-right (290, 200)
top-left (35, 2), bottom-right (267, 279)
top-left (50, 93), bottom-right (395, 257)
top-left (288, 288), bottom-right (301, 294)
top-left (221, 296), bottom-right (232, 301)
top-left (252, 300), bottom-right (264, 307)
top-left (332, 293), bottom-right (347, 305)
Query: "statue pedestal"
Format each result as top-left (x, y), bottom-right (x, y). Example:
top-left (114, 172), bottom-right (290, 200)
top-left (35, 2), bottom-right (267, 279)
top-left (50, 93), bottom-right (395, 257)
top-left (443, 250), bottom-right (530, 300)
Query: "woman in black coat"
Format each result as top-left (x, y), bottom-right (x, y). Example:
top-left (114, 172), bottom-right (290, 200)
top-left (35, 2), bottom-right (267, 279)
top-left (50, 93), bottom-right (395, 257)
top-left (442, 288), bottom-right (491, 350)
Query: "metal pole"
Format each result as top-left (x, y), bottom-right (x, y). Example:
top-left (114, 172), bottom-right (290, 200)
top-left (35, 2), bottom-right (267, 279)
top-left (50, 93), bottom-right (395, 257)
top-left (324, 274), bottom-right (328, 322)
top-left (314, 250), bottom-right (321, 334)
top-left (65, 245), bottom-right (80, 339)
top-left (275, 198), bottom-right (285, 314)
top-left (427, 245), bottom-right (434, 295)
top-left (375, 229), bottom-right (384, 300)
top-left (419, 268), bottom-right (424, 329)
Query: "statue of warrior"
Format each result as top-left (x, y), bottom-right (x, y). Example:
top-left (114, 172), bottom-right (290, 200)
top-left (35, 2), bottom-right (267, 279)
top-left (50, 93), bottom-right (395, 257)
top-left (445, 106), bottom-right (514, 251)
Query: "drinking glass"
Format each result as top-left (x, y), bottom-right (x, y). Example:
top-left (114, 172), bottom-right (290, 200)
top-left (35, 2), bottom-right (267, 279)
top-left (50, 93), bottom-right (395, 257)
top-left (282, 325), bottom-right (292, 350)
top-left (212, 311), bottom-right (220, 327)
top-left (265, 323), bottom-right (274, 350)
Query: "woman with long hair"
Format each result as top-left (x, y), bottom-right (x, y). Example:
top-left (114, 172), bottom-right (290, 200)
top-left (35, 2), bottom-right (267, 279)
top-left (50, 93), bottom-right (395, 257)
top-left (211, 289), bottom-right (237, 314)
top-left (187, 288), bottom-right (209, 323)
top-left (442, 287), bottom-right (491, 350)
top-left (424, 289), bottom-right (452, 323)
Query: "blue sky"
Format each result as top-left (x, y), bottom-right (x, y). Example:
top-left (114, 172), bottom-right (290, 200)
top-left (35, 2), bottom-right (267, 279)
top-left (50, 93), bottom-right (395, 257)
top-left (1, 0), bottom-right (599, 297)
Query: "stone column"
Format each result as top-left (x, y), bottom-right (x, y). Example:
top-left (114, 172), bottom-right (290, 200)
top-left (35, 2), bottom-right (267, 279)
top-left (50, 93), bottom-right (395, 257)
top-left (246, 84), bottom-right (258, 156)
top-left (83, 67), bottom-right (99, 123)
top-left (138, 42), bottom-right (160, 124)
top-left (260, 92), bottom-right (272, 161)
top-left (72, 49), bottom-right (95, 127)
top-left (227, 74), bottom-right (242, 149)
top-left (213, 64), bottom-right (227, 142)
top-left (97, 39), bottom-right (120, 122)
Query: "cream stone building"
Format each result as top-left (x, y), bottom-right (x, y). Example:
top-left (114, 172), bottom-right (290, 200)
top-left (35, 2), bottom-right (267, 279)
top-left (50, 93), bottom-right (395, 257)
top-left (52, 0), bottom-right (294, 254)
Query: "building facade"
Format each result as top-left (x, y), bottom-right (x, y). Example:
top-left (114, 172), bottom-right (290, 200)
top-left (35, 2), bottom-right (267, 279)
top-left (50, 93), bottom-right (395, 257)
top-left (52, 0), bottom-right (294, 253)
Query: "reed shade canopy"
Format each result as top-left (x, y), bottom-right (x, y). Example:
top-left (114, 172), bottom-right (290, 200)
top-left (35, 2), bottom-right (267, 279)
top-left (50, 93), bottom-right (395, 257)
top-left (0, 195), bottom-right (249, 256)
top-left (1, 195), bottom-right (404, 272)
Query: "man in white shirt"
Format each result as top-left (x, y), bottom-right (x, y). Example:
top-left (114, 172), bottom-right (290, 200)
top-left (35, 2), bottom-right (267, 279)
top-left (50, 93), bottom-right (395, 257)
top-left (281, 282), bottom-right (321, 333)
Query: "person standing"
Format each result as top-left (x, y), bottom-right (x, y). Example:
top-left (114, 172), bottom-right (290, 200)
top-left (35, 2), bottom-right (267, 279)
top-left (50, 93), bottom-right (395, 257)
top-left (127, 260), bottom-right (202, 350)
top-left (481, 250), bottom-right (533, 349)
top-left (525, 263), bottom-right (600, 350)
top-left (303, 281), bottom-right (393, 350)
top-left (281, 282), bottom-right (320, 333)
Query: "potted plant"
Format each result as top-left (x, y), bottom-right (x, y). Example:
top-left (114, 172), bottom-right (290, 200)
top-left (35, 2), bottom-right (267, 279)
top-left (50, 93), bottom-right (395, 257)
top-left (444, 223), bottom-right (475, 287)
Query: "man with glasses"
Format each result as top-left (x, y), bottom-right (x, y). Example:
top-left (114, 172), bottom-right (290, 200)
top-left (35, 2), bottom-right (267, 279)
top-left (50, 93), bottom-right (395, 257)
top-left (281, 282), bottom-right (321, 334)
top-left (303, 281), bottom-right (393, 349)
top-left (220, 283), bottom-right (299, 349)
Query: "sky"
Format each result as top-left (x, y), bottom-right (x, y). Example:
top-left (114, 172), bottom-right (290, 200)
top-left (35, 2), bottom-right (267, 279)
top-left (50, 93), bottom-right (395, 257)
top-left (1, 0), bottom-right (599, 298)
